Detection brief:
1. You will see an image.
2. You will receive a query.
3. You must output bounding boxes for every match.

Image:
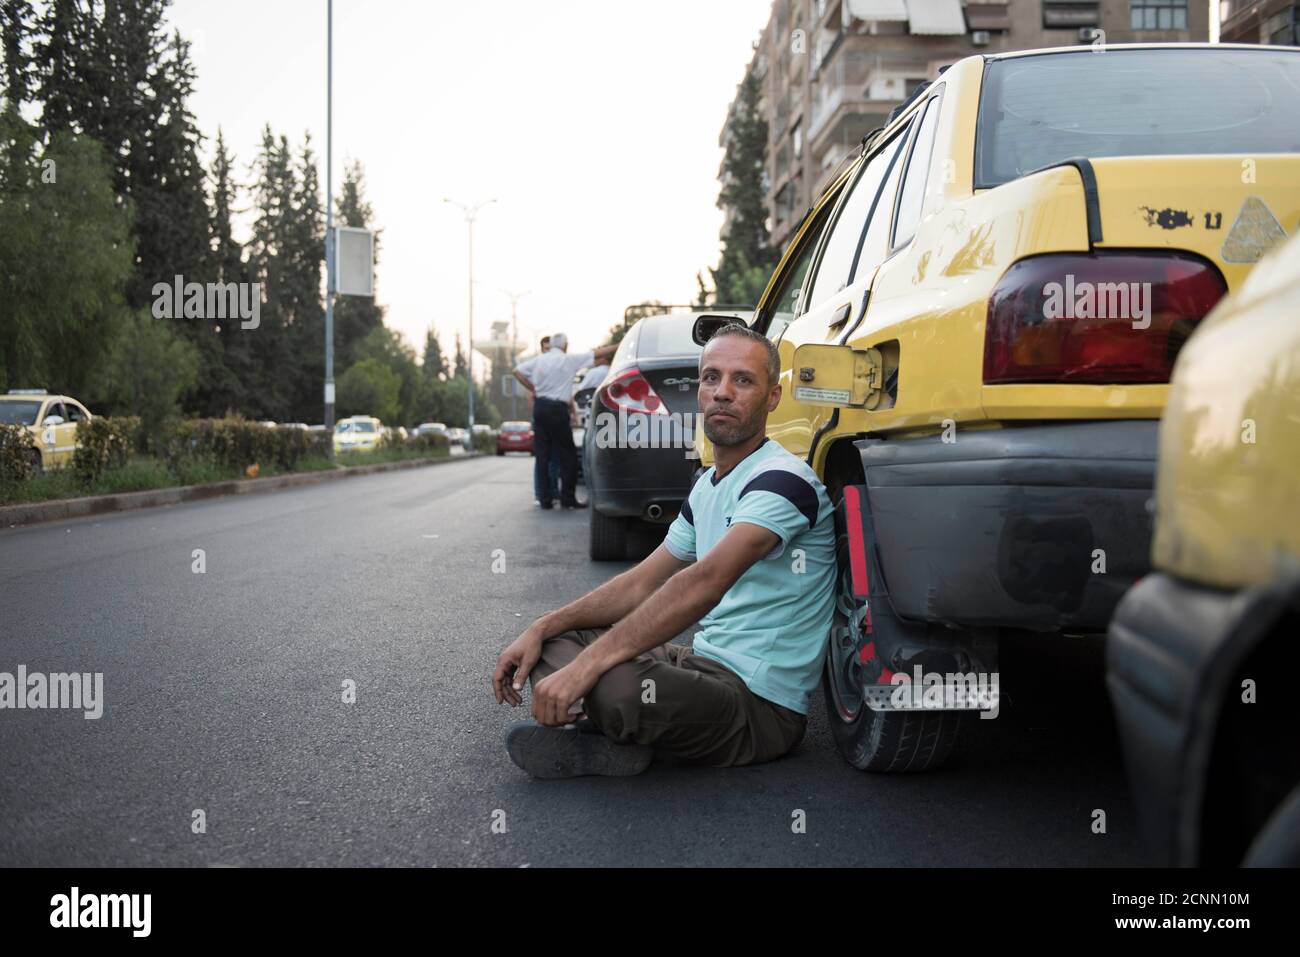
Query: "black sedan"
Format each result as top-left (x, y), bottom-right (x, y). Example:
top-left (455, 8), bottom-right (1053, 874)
top-left (583, 311), bottom-right (743, 560)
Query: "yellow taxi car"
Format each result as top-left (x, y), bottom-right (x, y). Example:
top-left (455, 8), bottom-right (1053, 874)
top-left (694, 44), bottom-right (1300, 772)
top-left (0, 390), bottom-right (94, 472)
top-left (332, 415), bottom-right (384, 454)
top-left (1107, 228), bottom-right (1300, 867)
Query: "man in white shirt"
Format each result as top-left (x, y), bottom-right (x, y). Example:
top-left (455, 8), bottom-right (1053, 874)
top-left (514, 333), bottom-right (616, 509)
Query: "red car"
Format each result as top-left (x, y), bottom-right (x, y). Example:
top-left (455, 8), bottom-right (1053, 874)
top-left (496, 421), bottom-right (533, 455)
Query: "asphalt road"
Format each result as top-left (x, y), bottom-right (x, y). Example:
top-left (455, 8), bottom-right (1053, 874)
top-left (0, 455), bottom-right (1146, 866)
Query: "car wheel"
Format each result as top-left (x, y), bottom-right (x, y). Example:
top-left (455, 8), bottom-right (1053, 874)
top-left (496, 449), bottom-right (505, 456)
top-left (589, 509), bottom-right (628, 561)
top-left (822, 488), bottom-right (962, 773)
top-left (1243, 783), bottom-right (1300, 867)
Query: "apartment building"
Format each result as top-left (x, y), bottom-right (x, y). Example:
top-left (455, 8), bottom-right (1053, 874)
top-left (1221, 0), bottom-right (1300, 43)
top-left (725, 0), bottom-right (1210, 248)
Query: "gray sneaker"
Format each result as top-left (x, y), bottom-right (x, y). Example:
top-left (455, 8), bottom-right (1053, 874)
top-left (506, 722), bottom-right (653, 778)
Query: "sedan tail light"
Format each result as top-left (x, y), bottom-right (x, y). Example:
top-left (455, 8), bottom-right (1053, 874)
top-left (598, 367), bottom-right (668, 415)
top-left (983, 252), bottom-right (1227, 385)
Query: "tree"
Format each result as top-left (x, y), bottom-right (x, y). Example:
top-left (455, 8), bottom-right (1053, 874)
top-left (246, 125), bottom-right (296, 420)
top-left (0, 121), bottom-right (135, 395)
top-left (421, 326), bottom-right (446, 381)
top-left (93, 312), bottom-right (199, 440)
top-left (711, 62), bottom-right (776, 307)
top-left (453, 333), bottom-right (468, 380)
top-left (34, 3), bottom-right (211, 310)
top-left (338, 357), bottom-right (400, 425)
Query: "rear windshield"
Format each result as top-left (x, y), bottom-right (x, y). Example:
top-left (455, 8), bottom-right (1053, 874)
top-left (502, 422), bottom-right (529, 432)
top-left (636, 316), bottom-right (703, 359)
top-left (976, 49), bottom-right (1300, 188)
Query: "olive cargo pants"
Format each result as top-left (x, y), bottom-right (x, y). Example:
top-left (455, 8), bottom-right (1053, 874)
top-left (529, 628), bottom-right (807, 767)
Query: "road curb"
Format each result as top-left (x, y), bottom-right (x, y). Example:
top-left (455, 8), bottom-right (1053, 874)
top-left (1, 452), bottom-right (485, 529)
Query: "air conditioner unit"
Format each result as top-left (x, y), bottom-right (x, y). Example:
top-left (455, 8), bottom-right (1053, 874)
top-left (971, 29), bottom-right (991, 46)
top-left (1077, 26), bottom-right (1101, 41)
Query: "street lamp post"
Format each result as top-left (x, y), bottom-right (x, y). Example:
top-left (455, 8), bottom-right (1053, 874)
top-left (324, 0), bottom-right (336, 431)
top-left (443, 197), bottom-right (496, 432)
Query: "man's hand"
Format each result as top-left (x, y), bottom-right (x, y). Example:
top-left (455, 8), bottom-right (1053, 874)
top-left (531, 659), bottom-right (600, 727)
top-left (492, 624), bottom-right (547, 706)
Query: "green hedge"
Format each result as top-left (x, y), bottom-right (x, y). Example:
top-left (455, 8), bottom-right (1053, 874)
top-left (72, 416), bottom-right (140, 486)
top-left (0, 422), bottom-right (39, 484)
top-left (473, 430), bottom-right (495, 454)
top-left (378, 429), bottom-right (450, 454)
top-left (161, 419), bottom-right (331, 473)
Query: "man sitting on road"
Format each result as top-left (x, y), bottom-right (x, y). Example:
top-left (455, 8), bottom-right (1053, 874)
top-left (492, 325), bottom-right (836, 777)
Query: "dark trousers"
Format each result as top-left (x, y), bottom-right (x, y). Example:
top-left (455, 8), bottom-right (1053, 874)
top-left (529, 628), bottom-right (807, 766)
top-left (532, 398), bottom-right (577, 506)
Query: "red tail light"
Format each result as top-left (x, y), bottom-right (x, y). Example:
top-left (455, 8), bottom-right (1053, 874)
top-left (983, 252), bottom-right (1226, 385)
top-left (598, 367), bottom-right (668, 415)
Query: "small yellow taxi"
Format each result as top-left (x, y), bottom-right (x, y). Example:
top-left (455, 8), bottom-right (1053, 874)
top-left (0, 390), bottom-right (94, 472)
top-left (333, 415), bottom-right (384, 454)
top-left (695, 43), bottom-right (1300, 772)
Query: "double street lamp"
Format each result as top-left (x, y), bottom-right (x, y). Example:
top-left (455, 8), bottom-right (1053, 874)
top-left (443, 197), bottom-right (496, 432)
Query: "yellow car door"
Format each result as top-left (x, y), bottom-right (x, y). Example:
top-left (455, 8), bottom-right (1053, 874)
top-left (39, 400), bottom-right (77, 467)
top-left (768, 116), bottom-right (916, 461)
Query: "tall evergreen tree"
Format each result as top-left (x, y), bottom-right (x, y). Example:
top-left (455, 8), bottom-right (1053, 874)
top-left (194, 126), bottom-right (250, 416)
top-left (246, 126), bottom-right (295, 420)
top-left (711, 62), bottom-right (776, 306)
top-left (453, 333), bottom-right (468, 380)
top-left (421, 327), bottom-right (446, 381)
top-left (0, 0), bottom-right (37, 176)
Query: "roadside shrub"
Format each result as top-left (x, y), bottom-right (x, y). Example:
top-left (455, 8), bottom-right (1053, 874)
top-left (0, 422), bottom-right (39, 484)
top-left (72, 416), bottom-right (139, 487)
top-left (473, 429), bottom-right (495, 454)
top-left (160, 419), bottom-right (332, 475)
top-left (377, 429), bottom-right (450, 455)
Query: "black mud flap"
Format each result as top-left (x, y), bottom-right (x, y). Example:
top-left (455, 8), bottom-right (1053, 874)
top-left (839, 484), bottom-right (998, 708)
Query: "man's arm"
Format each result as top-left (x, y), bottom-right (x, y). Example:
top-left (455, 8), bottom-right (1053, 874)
top-left (512, 369), bottom-right (534, 396)
top-left (529, 523), bottom-right (781, 725)
top-left (491, 542), bottom-right (689, 706)
top-left (592, 343), bottom-right (617, 362)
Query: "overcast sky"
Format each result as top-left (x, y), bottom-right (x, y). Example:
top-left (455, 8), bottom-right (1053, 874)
top-left (167, 0), bottom-right (773, 366)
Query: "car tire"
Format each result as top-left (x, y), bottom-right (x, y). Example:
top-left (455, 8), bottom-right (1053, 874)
top-left (496, 449), bottom-right (505, 456)
top-left (822, 487), bottom-right (962, 773)
top-left (589, 509), bottom-right (628, 561)
top-left (1243, 783), bottom-right (1300, 867)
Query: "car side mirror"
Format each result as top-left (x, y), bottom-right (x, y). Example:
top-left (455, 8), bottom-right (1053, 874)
top-left (691, 314), bottom-right (747, 347)
top-left (43, 415), bottom-right (64, 426)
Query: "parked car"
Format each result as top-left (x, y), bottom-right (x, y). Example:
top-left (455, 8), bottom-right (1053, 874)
top-left (693, 44), bottom-right (1300, 772)
top-left (333, 415), bottom-right (383, 453)
top-left (585, 311), bottom-right (746, 560)
top-left (445, 427), bottom-right (472, 450)
top-left (497, 421), bottom-right (532, 455)
top-left (0, 389), bottom-right (94, 472)
top-left (1107, 228), bottom-right (1300, 867)
top-left (415, 422), bottom-right (448, 439)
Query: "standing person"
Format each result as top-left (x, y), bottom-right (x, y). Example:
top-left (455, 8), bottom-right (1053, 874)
top-left (529, 337), bottom-right (561, 507)
top-left (514, 333), bottom-right (615, 509)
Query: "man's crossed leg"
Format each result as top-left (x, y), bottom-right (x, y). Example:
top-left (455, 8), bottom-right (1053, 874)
top-left (506, 628), bottom-right (805, 777)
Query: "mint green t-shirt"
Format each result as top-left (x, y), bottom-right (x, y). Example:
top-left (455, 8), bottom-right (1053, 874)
top-left (664, 439), bottom-right (836, 714)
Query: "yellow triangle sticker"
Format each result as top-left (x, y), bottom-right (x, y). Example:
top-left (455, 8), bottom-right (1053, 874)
top-left (1221, 197), bottom-right (1288, 263)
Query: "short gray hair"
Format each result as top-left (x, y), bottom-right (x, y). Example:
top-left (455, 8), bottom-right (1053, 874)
top-left (705, 323), bottom-right (781, 387)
